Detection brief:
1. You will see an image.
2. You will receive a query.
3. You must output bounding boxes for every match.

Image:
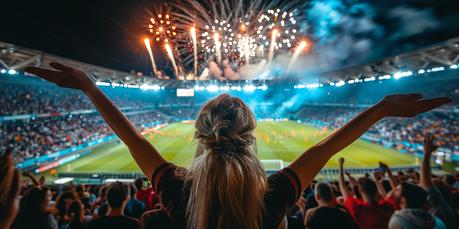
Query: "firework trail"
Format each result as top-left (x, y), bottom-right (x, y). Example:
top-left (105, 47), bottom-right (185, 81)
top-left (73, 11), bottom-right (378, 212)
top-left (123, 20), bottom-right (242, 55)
top-left (190, 27), bottom-right (198, 77)
top-left (165, 43), bottom-right (179, 78)
top-left (268, 29), bottom-right (278, 63)
top-left (143, 38), bottom-right (159, 78)
top-left (287, 40), bottom-right (308, 72)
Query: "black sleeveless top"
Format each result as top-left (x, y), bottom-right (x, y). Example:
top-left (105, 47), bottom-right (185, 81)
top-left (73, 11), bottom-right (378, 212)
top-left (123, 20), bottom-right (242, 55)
top-left (151, 163), bottom-right (301, 229)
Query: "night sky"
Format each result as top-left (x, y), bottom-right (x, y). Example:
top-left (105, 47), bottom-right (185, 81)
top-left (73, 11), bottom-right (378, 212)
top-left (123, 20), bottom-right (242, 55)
top-left (1, 0), bottom-right (459, 76)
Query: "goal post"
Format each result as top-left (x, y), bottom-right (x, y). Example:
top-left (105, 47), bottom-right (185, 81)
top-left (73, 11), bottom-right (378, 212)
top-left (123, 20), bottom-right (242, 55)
top-left (261, 159), bottom-right (285, 171)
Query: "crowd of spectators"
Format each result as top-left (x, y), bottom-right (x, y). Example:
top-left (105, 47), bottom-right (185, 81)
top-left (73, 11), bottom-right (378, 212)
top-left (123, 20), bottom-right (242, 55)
top-left (1, 112), bottom-right (163, 163)
top-left (0, 82), bottom-right (163, 116)
top-left (1, 133), bottom-right (458, 229)
top-left (296, 105), bottom-right (459, 157)
top-left (2, 102), bottom-right (458, 164)
top-left (0, 84), bottom-right (93, 115)
top-left (1, 77), bottom-right (458, 165)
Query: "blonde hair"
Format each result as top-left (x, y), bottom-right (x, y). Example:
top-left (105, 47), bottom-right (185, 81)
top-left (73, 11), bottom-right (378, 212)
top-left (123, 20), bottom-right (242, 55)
top-left (186, 94), bottom-right (267, 229)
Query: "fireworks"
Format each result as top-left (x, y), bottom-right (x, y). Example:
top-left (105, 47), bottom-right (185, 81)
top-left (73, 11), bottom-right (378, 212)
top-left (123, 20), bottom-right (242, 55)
top-left (148, 13), bottom-right (177, 44)
top-left (143, 38), bottom-right (158, 77)
top-left (190, 27), bottom-right (198, 76)
top-left (143, 0), bottom-right (309, 80)
top-left (287, 40), bottom-right (309, 72)
top-left (268, 29), bottom-right (279, 63)
top-left (237, 35), bottom-right (257, 63)
top-left (165, 43), bottom-right (179, 77)
top-left (257, 9), bottom-right (298, 50)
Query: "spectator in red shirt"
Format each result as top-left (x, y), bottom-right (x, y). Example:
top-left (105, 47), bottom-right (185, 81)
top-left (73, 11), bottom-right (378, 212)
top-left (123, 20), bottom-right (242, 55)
top-left (304, 182), bottom-right (357, 229)
top-left (134, 178), bottom-right (157, 210)
top-left (339, 157), bottom-right (395, 229)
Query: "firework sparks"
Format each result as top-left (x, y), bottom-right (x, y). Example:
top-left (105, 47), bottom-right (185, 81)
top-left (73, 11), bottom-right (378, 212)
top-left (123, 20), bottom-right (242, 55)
top-left (237, 35), bottom-right (257, 63)
top-left (144, 38), bottom-right (159, 77)
top-left (190, 27), bottom-right (198, 77)
top-left (148, 13), bottom-right (177, 44)
top-left (213, 32), bottom-right (222, 63)
top-left (257, 9), bottom-right (298, 51)
top-left (165, 43), bottom-right (179, 77)
top-left (268, 29), bottom-right (278, 63)
top-left (287, 40), bottom-right (308, 73)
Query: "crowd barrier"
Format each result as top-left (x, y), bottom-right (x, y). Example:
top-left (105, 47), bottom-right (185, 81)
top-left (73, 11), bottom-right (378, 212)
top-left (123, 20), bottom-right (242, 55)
top-left (56, 165), bottom-right (442, 185)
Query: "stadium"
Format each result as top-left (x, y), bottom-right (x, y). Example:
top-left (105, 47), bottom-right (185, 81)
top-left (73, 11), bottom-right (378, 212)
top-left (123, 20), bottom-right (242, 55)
top-left (2, 37), bottom-right (458, 183)
top-left (1, 1), bottom-right (459, 229)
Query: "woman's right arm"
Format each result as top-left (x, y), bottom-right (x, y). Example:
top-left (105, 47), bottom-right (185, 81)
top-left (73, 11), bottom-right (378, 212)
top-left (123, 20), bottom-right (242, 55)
top-left (289, 94), bottom-right (451, 190)
top-left (26, 63), bottom-right (165, 179)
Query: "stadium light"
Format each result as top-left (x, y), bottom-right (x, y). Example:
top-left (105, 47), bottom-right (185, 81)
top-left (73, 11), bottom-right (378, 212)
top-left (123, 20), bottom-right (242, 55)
top-left (126, 84), bottom-right (139, 89)
top-left (431, 67), bottom-right (445, 72)
top-left (219, 85), bottom-right (230, 91)
top-left (378, 75), bottom-right (391, 80)
top-left (450, 64), bottom-right (458, 69)
top-left (8, 69), bottom-right (17, 75)
top-left (257, 85), bottom-right (268, 90)
top-left (230, 86), bottom-right (241, 91)
top-left (347, 80), bottom-right (355, 84)
top-left (140, 84), bottom-right (161, 91)
top-left (393, 71), bottom-right (412, 79)
top-left (335, 81), bottom-right (345, 87)
top-left (418, 69), bottom-right (426, 74)
top-left (306, 83), bottom-right (320, 89)
top-left (95, 81), bottom-right (110, 86)
top-left (296, 84), bottom-right (306, 89)
top-left (364, 77), bottom-right (376, 82)
top-left (243, 84), bottom-right (256, 92)
top-left (206, 85), bottom-right (219, 92)
top-left (0, 69), bottom-right (6, 74)
top-left (194, 85), bottom-right (205, 91)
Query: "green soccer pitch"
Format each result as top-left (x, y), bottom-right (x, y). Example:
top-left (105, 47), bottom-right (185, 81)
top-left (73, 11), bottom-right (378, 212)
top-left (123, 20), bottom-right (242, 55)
top-left (54, 121), bottom-right (417, 174)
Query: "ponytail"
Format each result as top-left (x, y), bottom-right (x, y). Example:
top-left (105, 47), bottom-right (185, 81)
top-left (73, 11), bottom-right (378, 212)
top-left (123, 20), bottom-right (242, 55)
top-left (187, 94), bottom-right (267, 229)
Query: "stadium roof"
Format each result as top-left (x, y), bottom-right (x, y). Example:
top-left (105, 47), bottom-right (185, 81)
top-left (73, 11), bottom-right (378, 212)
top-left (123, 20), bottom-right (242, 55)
top-left (1, 36), bottom-right (459, 86)
top-left (321, 37), bottom-right (459, 82)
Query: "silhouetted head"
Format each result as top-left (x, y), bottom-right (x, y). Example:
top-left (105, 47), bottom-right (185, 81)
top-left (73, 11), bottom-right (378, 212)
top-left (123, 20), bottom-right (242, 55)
top-left (22, 187), bottom-right (52, 213)
top-left (395, 182), bottom-right (428, 209)
top-left (314, 182), bottom-right (334, 204)
top-left (106, 182), bottom-right (128, 210)
top-left (187, 94), bottom-right (266, 229)
top-left (56, 190), bottom-right (78, 216)
top-left (358, 178), bottom-right (378, 202)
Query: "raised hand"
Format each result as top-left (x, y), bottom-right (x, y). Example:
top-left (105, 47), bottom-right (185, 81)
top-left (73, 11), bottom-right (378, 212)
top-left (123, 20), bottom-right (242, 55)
top-left (27, 63), bottom-right (165, 179)
top-left (378, 161), bottom-right (389, 171)
top-left (424, 133), bottom-right (438, 155)
top-left (25, 62), bottom-right (94, 91)
top-left (0, 150), bottom-right (20, 228)
top-left (377, 94), bottom-right (451, 117)
top-left (290, 93), bottom-right (450, 190)
top-left (420, 133), bottom-right (438, 189)
top-left (339, 157), bottom-right (345, 166)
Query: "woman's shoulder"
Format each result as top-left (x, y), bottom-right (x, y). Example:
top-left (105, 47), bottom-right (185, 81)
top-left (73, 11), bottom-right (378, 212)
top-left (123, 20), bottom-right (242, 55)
top-left (151, 163), bottom-right (187, 195)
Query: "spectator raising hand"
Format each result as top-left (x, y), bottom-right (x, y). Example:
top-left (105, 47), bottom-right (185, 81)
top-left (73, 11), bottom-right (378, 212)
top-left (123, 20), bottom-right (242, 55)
top-left (421, 133), bottom-right (457, 229)
top-left (0, 150), bottom-right (20, 229)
